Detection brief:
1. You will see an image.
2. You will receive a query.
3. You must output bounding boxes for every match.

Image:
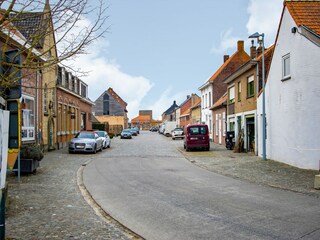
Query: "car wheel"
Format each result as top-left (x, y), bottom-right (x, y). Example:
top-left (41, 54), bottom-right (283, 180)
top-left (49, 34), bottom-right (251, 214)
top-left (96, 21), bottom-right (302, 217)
top-left (107, 142), bottom-right (111, 148)
top-left (206, 147), bottom-right (210, 151)
top-left (93, 145), bottom-right (97, 154)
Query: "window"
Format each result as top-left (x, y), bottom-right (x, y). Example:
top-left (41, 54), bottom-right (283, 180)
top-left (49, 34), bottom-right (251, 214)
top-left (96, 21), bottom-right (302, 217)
top-left (202, 96), bottom-right (204, 109)
top-left (229, 86), bottom-right (235, 104)
top-left (222, 112), bottom-right (226, 136)
top-left (189, 126), bottom-right (207, 135)
top-left (215, 114), bottom-right (218, 136)
top-left (206, 94), bottom-right (208, 108)
top-left (229, 121), bottom-right (235, 131)
top-left (51, 90), bottom-right (55, 114)
top-left (247, 75), bottom-right (254, 97)
top-left (21, 95), bottom-right (35, 141)
top-left (208, 92), bottom-right (211, 107)
top-left (238, 82), bottom-right (241, 101)
top-left (58, 104), bottom-right (62, 132)
top-left (282, 54), bottom-right (290, 79)
top-left (65, 71), bottom-right (69, 89)
top-left (63, 105), bottom-right (67, 132)
top-left (80, 82), bottom-right (87, 98)
top-left (103, 93), bottom-right (110, 115)
top-left (44, 84), bottom-right (47, 113)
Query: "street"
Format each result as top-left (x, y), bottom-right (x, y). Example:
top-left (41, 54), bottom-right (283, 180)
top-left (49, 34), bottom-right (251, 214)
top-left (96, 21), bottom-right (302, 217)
top-left (83, 131), bottom-right (320, 240)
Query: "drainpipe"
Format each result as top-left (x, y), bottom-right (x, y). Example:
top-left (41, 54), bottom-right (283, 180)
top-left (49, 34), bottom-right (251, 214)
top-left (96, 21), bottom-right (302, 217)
top-left (255, 61), bottom-right (259, 156)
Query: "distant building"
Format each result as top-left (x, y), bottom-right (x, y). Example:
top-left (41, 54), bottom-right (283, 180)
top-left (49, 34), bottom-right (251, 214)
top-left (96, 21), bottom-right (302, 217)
top-left (162, 100), bottom-right (179, 122)
top-left (92, 87), bottom-right (129, 130)
top-left (131, 110), bottom-right (161, 130)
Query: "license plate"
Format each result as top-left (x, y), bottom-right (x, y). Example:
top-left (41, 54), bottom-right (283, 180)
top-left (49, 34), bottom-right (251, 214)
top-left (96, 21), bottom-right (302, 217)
top-left (76, 145), bottom-right (84, 149)
top-left (190, 137), bottom-right (198, 140)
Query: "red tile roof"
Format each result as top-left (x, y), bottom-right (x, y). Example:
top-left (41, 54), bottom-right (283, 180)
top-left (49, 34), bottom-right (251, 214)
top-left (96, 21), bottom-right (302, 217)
top-left (286, 0), bottom-right (320, 35)
top-left (209, 41), bottom-right (250, 83)
top-left (131, 115), bottom-right (151, 123)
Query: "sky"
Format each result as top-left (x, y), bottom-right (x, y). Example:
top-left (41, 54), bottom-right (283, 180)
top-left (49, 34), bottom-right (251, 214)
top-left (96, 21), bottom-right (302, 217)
top-left (67, 0), bottom-right (283, 120)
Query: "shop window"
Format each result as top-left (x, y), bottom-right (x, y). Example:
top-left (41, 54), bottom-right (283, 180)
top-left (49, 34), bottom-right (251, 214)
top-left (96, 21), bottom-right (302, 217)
top-left (21, 95), bottom-right (35, 141)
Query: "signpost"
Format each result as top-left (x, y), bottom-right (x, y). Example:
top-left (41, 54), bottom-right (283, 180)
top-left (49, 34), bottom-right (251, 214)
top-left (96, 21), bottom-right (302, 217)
top-left (0, 110), bottom-right (9, 240)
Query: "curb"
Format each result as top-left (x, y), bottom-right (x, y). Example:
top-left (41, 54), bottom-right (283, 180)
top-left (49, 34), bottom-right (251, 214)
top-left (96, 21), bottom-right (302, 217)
top-left (77, 161), bottom-right (144, 240)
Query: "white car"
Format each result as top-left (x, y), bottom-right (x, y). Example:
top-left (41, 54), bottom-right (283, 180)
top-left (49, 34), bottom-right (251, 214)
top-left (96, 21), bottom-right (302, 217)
top-left (95, 131), bottom-right (111, 149)
top-left (172, 127), bottom-right (184, 140)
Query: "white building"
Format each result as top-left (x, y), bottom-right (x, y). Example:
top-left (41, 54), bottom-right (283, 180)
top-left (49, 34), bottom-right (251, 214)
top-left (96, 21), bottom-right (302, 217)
top-left (257, 0), bottom-right (320, 170)
top-left (198, 81), bottom-right (213, 139)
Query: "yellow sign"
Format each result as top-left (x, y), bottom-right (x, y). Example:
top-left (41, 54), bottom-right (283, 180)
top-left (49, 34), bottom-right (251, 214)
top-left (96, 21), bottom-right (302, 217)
top-left (7, 149), bottom-right (19, 171)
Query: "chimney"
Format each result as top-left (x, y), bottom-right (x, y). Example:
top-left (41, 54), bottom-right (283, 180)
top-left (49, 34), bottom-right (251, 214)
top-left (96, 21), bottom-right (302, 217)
top-left (173, 100), bottom-right (176, 105)
top-left (257, 40), bottom-right (263, 57)
top-left (223, 55), bottom-right (229, 62)
top-left (250, 40), bottom-right (257, 59)
top-left (237, 40), bottom-right (244, 52)
top-left (187, 95), bottom-right (190, 99)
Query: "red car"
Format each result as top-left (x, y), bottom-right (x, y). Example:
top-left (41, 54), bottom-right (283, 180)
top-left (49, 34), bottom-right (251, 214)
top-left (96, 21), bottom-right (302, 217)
top-left (183, 124), bottom-right (210, 151)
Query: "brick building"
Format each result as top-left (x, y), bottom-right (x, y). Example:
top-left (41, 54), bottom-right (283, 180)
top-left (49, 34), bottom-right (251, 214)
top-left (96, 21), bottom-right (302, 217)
top-left (56, 66), bottom-right (94, 149)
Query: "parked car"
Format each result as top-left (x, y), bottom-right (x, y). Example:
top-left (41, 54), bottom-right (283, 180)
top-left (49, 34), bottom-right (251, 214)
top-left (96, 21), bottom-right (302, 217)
top-left (172, 127), bottom-right (184, 140)
top-left (121, 129), bottom-right (132, 139)
top-left (69, 131), bottom-right (103, 154)
top-left (128, 128), bottom-right (138, 136)
top-left (183, 124), bottom-right (210, 151)
top-left (95, 130), bottom-right (111, 149)
top-left (133, 127), bottom-right (140, 134)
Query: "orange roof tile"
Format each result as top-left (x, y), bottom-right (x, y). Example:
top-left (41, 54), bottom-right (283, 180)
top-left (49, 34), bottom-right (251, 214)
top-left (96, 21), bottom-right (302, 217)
top-left (286, 0), bottom-right (320, 35)
top-left (131, 115), bottom-right (151, 123)
top-left (208, 41), bottom-right (250, 83)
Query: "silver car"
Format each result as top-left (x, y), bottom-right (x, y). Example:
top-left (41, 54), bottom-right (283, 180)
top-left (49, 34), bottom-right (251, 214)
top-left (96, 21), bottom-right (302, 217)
top-left (95, 131), bottom-right (111, 149)
top-left (69, 131), bottom-right (103, 154)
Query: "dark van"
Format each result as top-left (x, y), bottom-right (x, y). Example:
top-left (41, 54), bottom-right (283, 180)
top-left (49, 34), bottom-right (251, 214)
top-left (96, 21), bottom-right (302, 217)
top-left (183, 124), bottom-right (210, 151)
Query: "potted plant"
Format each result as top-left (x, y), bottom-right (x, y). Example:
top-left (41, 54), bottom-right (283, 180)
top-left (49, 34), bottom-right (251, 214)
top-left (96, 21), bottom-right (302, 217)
top-left (13, 144), bottom-right (44, 173)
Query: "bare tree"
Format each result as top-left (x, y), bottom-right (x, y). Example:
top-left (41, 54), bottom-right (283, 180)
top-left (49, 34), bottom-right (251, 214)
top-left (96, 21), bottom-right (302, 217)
top-left (0, 0), bottom-right (109, 96)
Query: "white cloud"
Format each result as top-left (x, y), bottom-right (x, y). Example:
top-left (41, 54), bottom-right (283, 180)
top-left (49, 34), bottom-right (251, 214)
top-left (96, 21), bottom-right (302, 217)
top-left (211, 29), bottom-right (240, 54)
top-left (147, 87), bottom-right (192, 120)
top-left (246, 0), bottom-right (283, 46)
top-left (58, 15), bottom-right (154, 120)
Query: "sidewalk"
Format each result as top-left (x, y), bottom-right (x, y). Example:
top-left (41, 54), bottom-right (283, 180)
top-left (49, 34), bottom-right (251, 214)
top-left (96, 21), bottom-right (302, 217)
top-left (5, 149), bottom-right (136, 240)
top-left (178, 142), bottom-right (320, 198)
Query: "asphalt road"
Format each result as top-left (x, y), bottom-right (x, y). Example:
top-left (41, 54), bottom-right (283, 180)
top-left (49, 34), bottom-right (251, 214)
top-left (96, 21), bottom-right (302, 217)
top-left (83, 131), bottom-right (320, 240)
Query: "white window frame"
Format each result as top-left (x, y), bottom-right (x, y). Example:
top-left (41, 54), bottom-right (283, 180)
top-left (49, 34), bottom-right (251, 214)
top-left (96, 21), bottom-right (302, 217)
top-left (229, 86), bottom-right (235, 104)
top-left (21, 95), bottom-right (35, 141)
top-left (282, 53), bottom-right (291, 80)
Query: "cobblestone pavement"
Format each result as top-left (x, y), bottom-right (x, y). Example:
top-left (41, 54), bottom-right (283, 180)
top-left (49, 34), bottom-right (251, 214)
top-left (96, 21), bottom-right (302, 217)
top-left (5, 134), bottom-right (320, 239)
top-left (5, 148), bottom-right (140, 240)
top-left (173, 139), bottom-right (320, 198)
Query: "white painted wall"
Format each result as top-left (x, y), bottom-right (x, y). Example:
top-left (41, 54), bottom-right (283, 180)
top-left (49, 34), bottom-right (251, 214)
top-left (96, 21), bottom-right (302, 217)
top-left (200, 83), bottom-right (213, 139)
top-left (257, 8), bottom-right (320, 170)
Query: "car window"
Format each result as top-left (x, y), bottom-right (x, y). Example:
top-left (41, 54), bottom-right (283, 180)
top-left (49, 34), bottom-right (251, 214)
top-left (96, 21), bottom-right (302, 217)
top-left (189, 126), bottom-right (207, 135)
top-left (174, 128), bottom-right (183, 131)
top-left (96, 132), bottom-right (105, 137)
top-left (76, 132), bottom-right (95, 139)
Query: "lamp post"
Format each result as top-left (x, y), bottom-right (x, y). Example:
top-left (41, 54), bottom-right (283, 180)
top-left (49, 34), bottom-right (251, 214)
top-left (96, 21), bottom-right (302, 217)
top-left (249, 32), bottom-right (266, 160)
